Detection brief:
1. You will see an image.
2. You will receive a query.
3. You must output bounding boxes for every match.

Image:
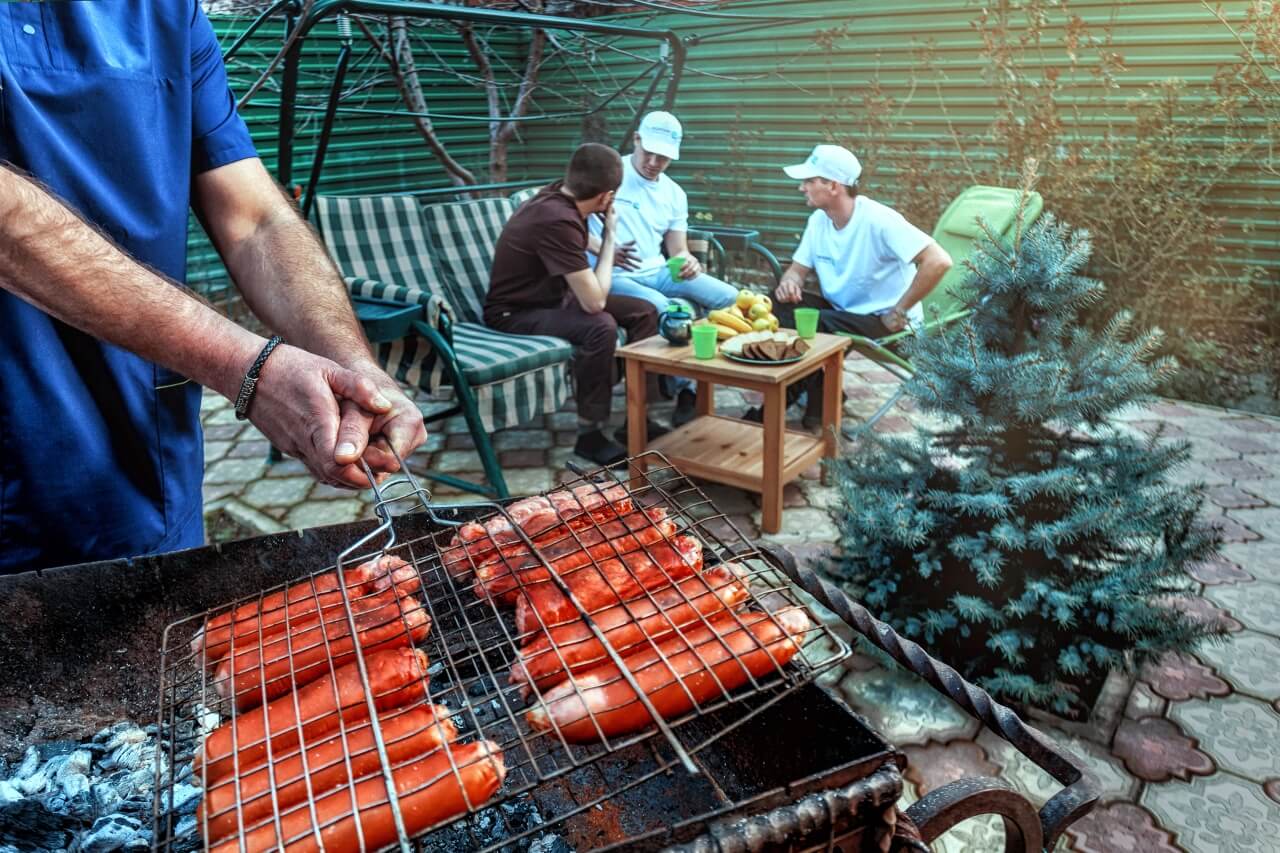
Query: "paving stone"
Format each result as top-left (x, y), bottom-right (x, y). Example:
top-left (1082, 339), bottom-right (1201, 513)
top-left (500, 449), bottom-right (546, 468)
top-left (433, 450), bottom-right (485, 474)
top-left (201, 392), bottom-right (226, 413)
top-left (1195, 631), bottom-right (1280, 700)
top-left (446, 433), bottom-right (476, 450)
top-left (1227, 507), bottom-right (1280, 540)
top-left (545, 411), bottom-right (579, 431)
top-left (1111, 716), bottom-right (1214, 782)
top-left (204, 406), bottom-right (241, 426)
top-left (264, 457), bottom-right (309, 478)
top-left (978, 727), bottom-right (1139, 806)
top-left (492, 430), bottom-right (553, 451)
top-left (1066, 802), bottom-right (1181, 853)
top-left (1239, 477), bottom-right (1280, 506)
top-left (204, 457), bottom-right (268, 486)
top-left (1204, 485), bottom-right (1270, 510)
top-left (441, 416), bottom-right (472, 435)
top-left (902, 740), bottom-right (998, 796)
top-left (1127, 419), bottom-right (1187, 438)
top-left (1266, 780), bottom-right (1280, 805)
top-left (226, 439), bottom-right (272, 460)
top-left (500, 468), bottom-right (556, 496)
top-left (202, 483), bottom-right (239, 504)
top-left (1163, 595), bottom-right (1245, 633)
top-left (871, 414), bottom-right (912, 434)
top-left (1168, 695), bottom-right (1280, 781)
top-left (1219, 435), bottom-right (1279, 455)
top-left (750, 482), bottom-right (807, 508)
top-left (1139, 652), bottom-right (1231, 702)
top-left (1123, 681), bottom-right (1167, 720)
top-left (896, 783), bottom-right (1007, 852)
top-left (204, 440), bottom-right (232, 463)
top-left (1147, 401), bottom-right (1203, 419)
top-left (203, 423), bottom-right (246, 441)
top-left (754, 506), bottom-right (839, 545)
top-left (1219, 541), bottom-right (1280, 583)
top-left (1224, 416), bottom-right (1280, 434)
top-left (1205, 514), bottom-right (1262, 543)
top-left (695, 483), bottom-right (757, 517)
top-left (308, 482), bottom-right (373, 502)
top-left (1209, 457), bottom-right (1274, 482)
top-left (241, 477), bottom-right (314, 508)
top-left (836, 664), bottom-right (978, 746)
top-left (1142, 772), bottom-right (1280, 853)
top-left (285, 500), bottom-right (364, 530)
top-left (1166, 460), bottom-right (1231, 488)
top-left (1186, 553), bottom-right (1253, 585)
top-left (1203, 582), bottom-right (1280, 636)
top-left (554, 431), bottom-right (579, 447)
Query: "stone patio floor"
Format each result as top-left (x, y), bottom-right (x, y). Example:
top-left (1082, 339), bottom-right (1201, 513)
top-left (199, 352), bottom-right (1280, 852)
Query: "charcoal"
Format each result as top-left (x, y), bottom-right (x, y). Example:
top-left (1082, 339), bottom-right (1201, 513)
top-left (167, 782), bottom-right (201, 816)
top-left (91, 782), bottom-right (121, 817)
top-left (528, 835), bottom-right (575, 853)
top-left (37, 741), bottom-right (80, 761)
top-left (11, 747), bottom-right (39, 781)
top-left (80, 813), bottom-right (144, 853)
top-left (0, 798), bottom-right (77, 850)
top-left (0, 784), bottom-right (19, 809)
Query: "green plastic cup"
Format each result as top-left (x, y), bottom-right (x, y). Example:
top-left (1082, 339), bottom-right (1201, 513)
top-left (691, 323), bottom-right (719, 359)
top-left (793, 307), bottom-right (820, 339)
top-left (666, 256), bottom-right (686, 280)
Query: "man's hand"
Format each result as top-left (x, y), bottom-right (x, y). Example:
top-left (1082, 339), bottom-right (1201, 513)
top-left (881, 306), bottom-right (909, 334)
top-left (775, 277), bottom-right (804, 303)
top-left (614, 240), bottom-right (640, 270)
top-left (341, 361), bottom-right (427, 476)
top-left (248, 345), bottom-right (409, 489)
top-left (675, 252), bottom-right (702, 280)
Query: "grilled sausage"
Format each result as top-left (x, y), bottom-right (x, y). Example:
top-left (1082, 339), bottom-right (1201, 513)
top-left (214, 594), bottom-right (431, 710)
top-left (209, 740), bottom-right (505, 853)
top-left (443, 484), bottom-right (633, 578)
top-left (198, 703), bottom-right (457, 844)
top-left (193, 555), bottom-right (409, 663)
top-left (196, 647), bottom-right (430, 785)
top-left (514, 535), bottom-right (703, 634)
top-left (526, 609), bottom-right (810, 742)
top-left (510, 564), bottom-right (749, 694)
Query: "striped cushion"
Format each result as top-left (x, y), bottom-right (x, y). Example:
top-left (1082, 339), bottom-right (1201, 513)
top-left (508, 185), bottom-right (543, 209)
top-left (313, 195), bottom-right (453, 307)
top-left (421, 197), bottom-right (515, 324)
top-left (344, 275), bottom-right (448, 327)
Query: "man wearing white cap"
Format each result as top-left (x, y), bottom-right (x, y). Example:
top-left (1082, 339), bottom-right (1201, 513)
top-left (758, 143), bottom-right (952, 427)
top-left (588, 111), bottom-right (738, 427)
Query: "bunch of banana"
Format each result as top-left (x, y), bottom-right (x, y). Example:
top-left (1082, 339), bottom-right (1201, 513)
top-left (707, 290), bottom-right (780, 339)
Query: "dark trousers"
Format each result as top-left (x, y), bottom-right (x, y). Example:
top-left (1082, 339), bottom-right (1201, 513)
top-left (774, 293), bottom-right (896, 410)
top-left (486, 292), bottom-right (658, 424)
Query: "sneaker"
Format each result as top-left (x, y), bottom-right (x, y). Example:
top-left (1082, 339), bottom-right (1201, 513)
top-left (657, 375), bottom-right (676, 400)
top-left (613, 419), bottom-right (670, 445)
top-left (672, 389), bottom-right (697, 428)
top-left (741, 406), bottom-right (763, 423)
top-left (573, 429), bottom-right (628, 467)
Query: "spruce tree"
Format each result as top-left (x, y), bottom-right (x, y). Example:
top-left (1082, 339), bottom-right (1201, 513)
top-left (825, 200), bottom-right (1221, 715)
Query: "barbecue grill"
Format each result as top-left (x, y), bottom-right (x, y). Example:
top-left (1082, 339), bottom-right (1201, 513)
top-left (0, 453), bottom-right (1097, 852)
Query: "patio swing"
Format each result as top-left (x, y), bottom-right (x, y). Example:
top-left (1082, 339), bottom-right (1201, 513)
top-left (229, 0), bottom-right (714, 499)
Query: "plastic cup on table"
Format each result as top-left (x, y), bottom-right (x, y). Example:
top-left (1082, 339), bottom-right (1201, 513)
top-left (691, 323), bottom-right (719, 359)
top-left (793, 307), bottom-right (820, 339)
top-left (666, 256), bottom-right (686, 280)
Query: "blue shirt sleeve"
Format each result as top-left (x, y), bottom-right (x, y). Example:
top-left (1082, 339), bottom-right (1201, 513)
top-left (189, 0), bottom-right (258, 174)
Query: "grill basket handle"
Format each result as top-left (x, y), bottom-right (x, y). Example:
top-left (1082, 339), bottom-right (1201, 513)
top-left (754, 543), bottom-right (1098, 852)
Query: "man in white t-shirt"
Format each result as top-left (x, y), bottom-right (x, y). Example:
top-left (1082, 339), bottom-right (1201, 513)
top-left (758, 144), bottom-right (952, 427)
top-left (588, 112), bottom-right (738, 426)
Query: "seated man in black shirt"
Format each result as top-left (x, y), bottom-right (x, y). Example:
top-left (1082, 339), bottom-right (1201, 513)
top-left (485, 143), bottom-right (661, 467)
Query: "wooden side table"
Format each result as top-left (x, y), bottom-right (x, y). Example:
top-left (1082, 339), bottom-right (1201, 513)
top-left (618, 333), bottom-right (851, 533)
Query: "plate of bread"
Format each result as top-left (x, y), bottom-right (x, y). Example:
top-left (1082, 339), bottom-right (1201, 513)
top-left (719, 331), bottom-right (811, 365)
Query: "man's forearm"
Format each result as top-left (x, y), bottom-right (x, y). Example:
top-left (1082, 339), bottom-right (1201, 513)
top-left (593, 228), bottom-right (615, 296)
top-left (894, 254), bottom-right (951, 314)
top-left (0, 166), bottom-right (260, 399)
top-left (218, 198), bottom-right (375, 370)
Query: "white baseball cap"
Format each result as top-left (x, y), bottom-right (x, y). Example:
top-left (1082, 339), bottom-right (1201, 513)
top-left (783, 144), bottom-right (862, 186)
top-left (637, 111), bottom-right (683, 160)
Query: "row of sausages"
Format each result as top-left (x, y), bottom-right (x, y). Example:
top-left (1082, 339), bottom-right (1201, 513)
top-left (189, 560), bottom-right (505, 850)
top-left (442, 484), bottom-right (812, 744)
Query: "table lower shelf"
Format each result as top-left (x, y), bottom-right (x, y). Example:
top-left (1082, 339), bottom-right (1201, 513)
top-left (642, 415), bottom-right (828, 492)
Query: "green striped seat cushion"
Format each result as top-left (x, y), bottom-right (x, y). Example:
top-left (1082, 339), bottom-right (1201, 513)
top-left (421, 197), bottom-right (515, 324)
top-left (508, 185), bottom-right (543, 209)
top-left (314, 195), bottom-right (454, 307)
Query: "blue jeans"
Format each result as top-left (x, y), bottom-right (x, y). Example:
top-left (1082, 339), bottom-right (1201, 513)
top-left (610, 265), bottom-right (738, 314)
top-left (611, 267), bottom-right (737, 399)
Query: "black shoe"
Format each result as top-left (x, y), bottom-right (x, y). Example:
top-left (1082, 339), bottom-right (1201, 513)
top-left (657, 375), bottom-right (676, 400)
top-left (574, 429), bottom-right (628, 467)
top-left (672, 389), bottom-right (697, 428)
top-left (741, 406), bottom-right (763, 423)
top-left (613, 419), bottom-right (670, 445)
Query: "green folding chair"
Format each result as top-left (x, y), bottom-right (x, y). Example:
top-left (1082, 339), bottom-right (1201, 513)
top-left (842, 186), bottom-right (1045, 428)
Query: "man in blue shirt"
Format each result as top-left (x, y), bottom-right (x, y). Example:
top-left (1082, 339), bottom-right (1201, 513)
top-left (0, 2), bottom-right (426, 573)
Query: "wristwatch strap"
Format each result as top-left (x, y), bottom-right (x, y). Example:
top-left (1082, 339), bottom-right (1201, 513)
top-left (234, 335), bottom-right (285, 421)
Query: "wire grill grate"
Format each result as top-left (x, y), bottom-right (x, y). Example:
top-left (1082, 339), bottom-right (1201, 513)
top-left (153, 452), bottom-right (850, 851)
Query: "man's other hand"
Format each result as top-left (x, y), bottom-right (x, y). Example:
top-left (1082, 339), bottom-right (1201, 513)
top-left (775, 278), bottom-right (804, 303)
top-left (615, 240), bottom-right (640, 270)
top-left (247, 346), bottom-right (424, 489)
top-left (342, 361), bottom-right (427, 477)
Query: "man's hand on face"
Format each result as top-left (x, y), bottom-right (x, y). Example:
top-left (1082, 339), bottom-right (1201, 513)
top-left (614, 240), bottom-right (640, 270)
top-left (775, 278), bottom-right (804, 303)
top-left (603, 196), bottom-right (619, 233)
top-left (247, 346), bottom-right (426, 489)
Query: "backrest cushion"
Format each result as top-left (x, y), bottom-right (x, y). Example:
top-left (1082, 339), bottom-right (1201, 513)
top-left (421, 197), bottom-right (516, 325)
